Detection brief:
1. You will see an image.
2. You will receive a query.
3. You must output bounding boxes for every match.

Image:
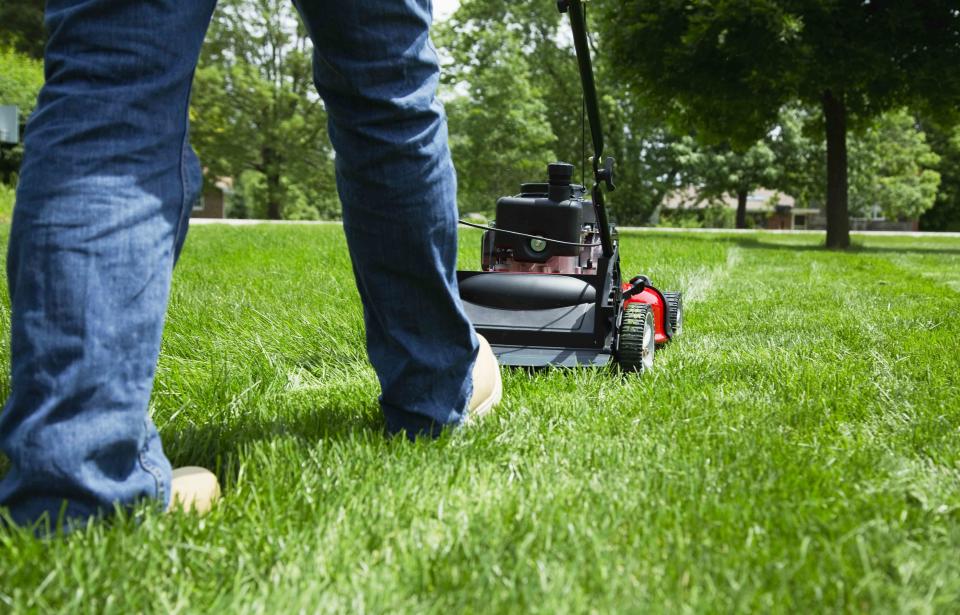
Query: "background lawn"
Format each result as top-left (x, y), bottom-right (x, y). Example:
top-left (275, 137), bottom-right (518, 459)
top-left (1, 225), bottom-right (959, 613)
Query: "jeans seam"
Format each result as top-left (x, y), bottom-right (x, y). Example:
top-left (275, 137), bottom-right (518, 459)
top-left (172, 76), bottom-right (196, 251)
top-left (138, 420), bottom-right (166, 504)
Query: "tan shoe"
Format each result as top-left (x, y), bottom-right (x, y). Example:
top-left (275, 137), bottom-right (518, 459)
top-left (464, 334), bottom-right (502, 424)
top-left (167, 466), bottom-right (221, 514)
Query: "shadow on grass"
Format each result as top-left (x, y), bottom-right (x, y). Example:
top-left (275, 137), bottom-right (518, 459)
top-left (628, 231), bottom-right (960, 256)
top-left (162, 400), bottom-right (389, 476)
top-left (742, 237), bottom-right (960, 256)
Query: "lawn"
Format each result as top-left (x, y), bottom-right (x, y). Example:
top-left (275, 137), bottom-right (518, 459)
top-left (1, 224), bottom-right (959, 613)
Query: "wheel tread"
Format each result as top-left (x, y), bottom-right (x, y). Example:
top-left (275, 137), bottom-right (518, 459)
top-left (663, 291), bottom-right (683, 338)
top-left (617, 303), bottom-right (652, 372)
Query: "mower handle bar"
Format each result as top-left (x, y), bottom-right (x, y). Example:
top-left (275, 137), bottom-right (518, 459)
top-left (558, 0), bottom-right (615, 258)
top-left (559, 0), bottom-right (603, 166)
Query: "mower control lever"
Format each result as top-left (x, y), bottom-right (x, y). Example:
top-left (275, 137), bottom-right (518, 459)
top-left (598, 156), bottom-right (616, 191)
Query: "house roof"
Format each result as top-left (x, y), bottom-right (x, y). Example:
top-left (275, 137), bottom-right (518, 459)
top-left (662, 187), bottom-right (797, 212)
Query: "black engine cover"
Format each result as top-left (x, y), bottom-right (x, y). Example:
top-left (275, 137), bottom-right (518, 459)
top-left (494, 196), bottom-right (583, 262)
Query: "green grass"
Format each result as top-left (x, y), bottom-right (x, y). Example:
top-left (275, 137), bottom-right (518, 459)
top-left (1, 225), bottom-right (959, 613)
top-left (0, 184), bottom-right (14, 224)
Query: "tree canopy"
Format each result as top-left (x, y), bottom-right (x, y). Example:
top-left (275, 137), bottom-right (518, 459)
top-left (0, 0), bottom-right (45, 60)
top-left (438, 18), bottom-right (557, 214)
top-left (676, 136), bottom-right (778, 229)
top-left (848, 110), bottom-right (941, 221)
top-left (602, 0), bottom-right (960, 247)
top-left (919, 118), bottom-right (960, 231)
top-left (190, 0), bottom-right (336, 220)
top-left (0, 1), bottom-right (957, 231)
top-left (438, 0), bottom-right (689, 223)
top-left (771, 106), bottom-right (943, 222)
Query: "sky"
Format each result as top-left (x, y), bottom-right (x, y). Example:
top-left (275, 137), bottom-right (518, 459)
top-left (434, 0), bottom-right (460, 21)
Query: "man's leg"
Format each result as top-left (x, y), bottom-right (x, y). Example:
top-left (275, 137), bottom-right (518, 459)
top-left (291, 0), bottom-right (479, 437)
top-left (0, 0), bottom-right (217, 526)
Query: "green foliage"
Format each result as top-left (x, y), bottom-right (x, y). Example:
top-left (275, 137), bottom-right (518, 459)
top-left (767, 105), bottom-right (824, 208)
top-left (438, 0), bottom-right (580, 160)
top-left (279, 176), bottom-right (322, 221)
top-left (0, 48), bottom-right (44, 184)
top-left (920, 119), bottom-right (960, 231)
top-left (604, 1), bottom-right (960, 143)
top-left (602, 1), bottom-right (960, 243)
top-left (190, 0), bottom-right (337, 220)
top-left (849, 110), bottom-right (941, 220)
top-left (673, 135), bottom-right (777, 227)
top-left (771, 108), bottom-right (943, 220)
top-left (603, 83), bottom-right (689, 225)
top-left (0, 1), bottom-right (45, 59)
top-left (439, 18), bottom-right (557, 213)
top-left (438, 0), bottom-right (689, 224)
top-left (657, 106), bottom-right (823, 229)
top-left (0, 48), bottom-right (43, 116)
top-left (228, 170), bottom-right (268, 219)
top-left (0, 182), bottom-right (14, 223)
top-left (658, 202), bottom-right (736, 229)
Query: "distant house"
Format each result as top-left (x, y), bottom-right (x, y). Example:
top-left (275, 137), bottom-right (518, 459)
top-left (662, 187), bottom-right (819, 230)
top-left (192, 177), bottom-right (232, 219)
top-left (662, 187), bottom-right (918, 231)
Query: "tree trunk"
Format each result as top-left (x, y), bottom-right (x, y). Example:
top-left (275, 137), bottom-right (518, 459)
top-left (735, 189), bottom-right (748, 229)
top-left (263, 146), bottom-right (282, 220)
top-left (266, 172), bottom-right (282, 220)
top-left (822, 90), bottom-right (850, 249)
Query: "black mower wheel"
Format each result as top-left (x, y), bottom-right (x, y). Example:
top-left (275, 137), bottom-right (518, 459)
top-left (663, 291), bottom-right (683, 338)
top-left (617, 302), bottom-right (655, 373)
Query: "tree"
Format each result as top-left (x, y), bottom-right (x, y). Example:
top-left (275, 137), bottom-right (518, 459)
top-left (0, 0), bottom-right (45, 60)
top-left (0, 48), bottom-right (44, 183)
top-left (919, 118), bottom-right (960, 231)
top-left (600, 77), bottom-right (691, 225)
top-left (438, 0), bottom-right (688, 224)
top-left (677, 137), bottom-right (778, 229)
top-left (767, 105), bottom-right (824, 210)
top-left (190, 0), bottom-right (336, 220)
top-left (439, 0), bottom-right (582, 164)
top-left (848, 110), bottom-right (940, 220)
top-left (772, 107), bottom-right (942, 221)
top-left (658, 106), bottom-right (821, 229)
top-left (437, 21), bottom-right (557, 213)
top-left (603, 1), bottom-right (960, 248)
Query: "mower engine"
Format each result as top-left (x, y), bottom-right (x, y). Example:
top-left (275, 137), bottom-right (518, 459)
top-left (481, 162), bottom-right (605, 275)
top-left (453, 0), bottom-right (683, 370)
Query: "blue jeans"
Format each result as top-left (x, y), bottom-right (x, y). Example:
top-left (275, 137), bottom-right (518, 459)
top-left (0, 0), bottom-right (477, 526)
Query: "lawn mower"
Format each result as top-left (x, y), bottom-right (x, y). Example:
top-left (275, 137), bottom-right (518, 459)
top-left (455, 0), bottom-right (682, 370)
